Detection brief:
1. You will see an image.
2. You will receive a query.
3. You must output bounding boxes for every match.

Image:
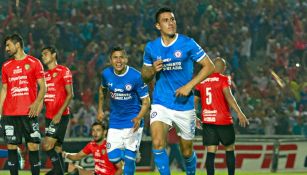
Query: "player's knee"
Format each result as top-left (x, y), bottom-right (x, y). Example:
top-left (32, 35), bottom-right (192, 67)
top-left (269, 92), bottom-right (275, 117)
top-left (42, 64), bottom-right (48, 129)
top-left (152, 138), bottom-right (165, 149)
top-left (54, 145), bottom-right (62, 153)
top-left (108, 149), bottom-right (123, 163)
top-left (224, 144), bottom-right (234, 151)
top-left (42, 141), bottom-right (54, 151)
top-left (207, 146), bottom-right (218, 153)
top-left (181, 148), bottom-right (193, 158)
top-left (27, 142), bottom-right (39, 151)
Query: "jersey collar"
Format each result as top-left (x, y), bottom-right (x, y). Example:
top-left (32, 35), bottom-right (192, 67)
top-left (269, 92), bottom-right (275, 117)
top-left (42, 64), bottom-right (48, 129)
top-left (113, 66), bottom-right (129, 77)
top-left (161, 33), bottom-right (178, 47)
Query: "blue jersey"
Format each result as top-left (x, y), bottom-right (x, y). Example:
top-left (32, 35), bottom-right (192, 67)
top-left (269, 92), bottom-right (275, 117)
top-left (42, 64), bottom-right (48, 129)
top-left (101, 66), bottom-right (149, 129)
top-left (143, 34), bottom-right (207, 110)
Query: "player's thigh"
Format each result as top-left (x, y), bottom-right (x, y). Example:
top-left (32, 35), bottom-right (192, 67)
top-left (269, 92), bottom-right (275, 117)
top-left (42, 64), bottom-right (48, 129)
top-left (124, 127), bottom-right (143, 152)
top-left (78, 169), bottom-right (94, 175)
top-left (150, 105), bottom-right (171, 146)
top-left (45, 116), bottom-right (70, 146)
top-left (1, 116), bottom-right (23, 145)
top-left (202, 124), bottom-right (219, 146)
top-left (172, 109), bottom-right (196, 140)
top-left (106, 128), bottom-right (125, 152)
top-left (22, 117), bottom-right (41, 144)
top-left (216, 124), bottom-right (235, 146)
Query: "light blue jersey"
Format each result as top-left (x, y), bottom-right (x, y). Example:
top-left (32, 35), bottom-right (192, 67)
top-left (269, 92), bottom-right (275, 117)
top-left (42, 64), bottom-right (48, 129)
top-left (101, 66), bottom-right (149, 129)
top-left (143, 34), bottom-right (207, 110)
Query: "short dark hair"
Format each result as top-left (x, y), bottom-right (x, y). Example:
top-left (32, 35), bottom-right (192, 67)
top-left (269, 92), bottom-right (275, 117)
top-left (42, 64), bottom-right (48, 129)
top-left (91, 121), bottom-right (107, 130)
top-left (155, 7), bottom-right (173, 23)
top-left (42, 46), bottom-right (58, 59)
top-left (109, 46), bottom-right (127, 58)
top-left (4, 33), bottom-right (24, 48)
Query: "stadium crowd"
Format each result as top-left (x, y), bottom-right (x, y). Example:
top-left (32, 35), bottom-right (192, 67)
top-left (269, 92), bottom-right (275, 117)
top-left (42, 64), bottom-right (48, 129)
top-left (0, 0), bottom-right (307, 136)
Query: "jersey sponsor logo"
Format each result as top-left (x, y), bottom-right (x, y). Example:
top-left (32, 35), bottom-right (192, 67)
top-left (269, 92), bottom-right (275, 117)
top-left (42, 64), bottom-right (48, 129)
top-left (203, 109), bottom-right (217, 117)
top-left (110, 92), bottom-right (132, 100)
top-left (13, 66), bottom-right (22, 74)
top-left (203, 117), bottom-right (216, 122)
top-left (9, 75), bottom-right (28, 83)
top-left (163, 61), bottom-right (182, 71)
top-left (94, 150), bottom-right (101, 157)
top-left (203, 77), bottom-right (219, 82)
top-left (114, 88), bottom-right (124, 92)
top-left (47, 83), bottom-right (55, 87)
top-left (24, 64), bottom-right (30, 70)
top-left (11, 87), bottom-right (29, 96)
top-left (125, 84), bottom-right (132, 91)
top-left (174, 50), bottom-right (182, 58)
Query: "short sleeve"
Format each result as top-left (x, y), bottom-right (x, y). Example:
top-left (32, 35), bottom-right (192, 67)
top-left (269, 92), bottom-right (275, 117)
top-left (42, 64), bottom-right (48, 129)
top-left (82, 143), bottom-right (92, 155)
top-left (63, 67), bottom-right (73, 85)
top-left (189, 39), bottom-right (207, 62)
top-left (222, 76), bottom-right (231, 89)
top-left (143, 43), bottom-right (153, 66)
top-left (35, 60), bottom-right (45, 79)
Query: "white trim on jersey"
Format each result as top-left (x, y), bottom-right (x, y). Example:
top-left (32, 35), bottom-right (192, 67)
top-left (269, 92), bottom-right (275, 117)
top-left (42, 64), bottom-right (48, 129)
top-left (161, 33), bottom-right (178, 47)
top-left (113, 66), bottom-right (129, 77)
top-left (196, 53), bottom-right (207, 62)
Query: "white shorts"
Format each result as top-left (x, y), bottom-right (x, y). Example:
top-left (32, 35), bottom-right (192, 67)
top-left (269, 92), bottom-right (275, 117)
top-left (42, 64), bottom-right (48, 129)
top-left (150, 104), bottom-right (196, 140)
top-left (106, 127), bottom-right (143, 152)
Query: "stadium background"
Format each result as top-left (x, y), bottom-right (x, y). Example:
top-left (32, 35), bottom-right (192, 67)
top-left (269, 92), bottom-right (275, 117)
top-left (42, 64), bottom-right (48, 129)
top-left (0, 0), bottom-right (306, 174)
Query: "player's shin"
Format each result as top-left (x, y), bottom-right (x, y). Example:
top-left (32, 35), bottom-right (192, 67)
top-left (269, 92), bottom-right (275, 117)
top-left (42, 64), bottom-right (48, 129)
top-left (184, 151), bottom-right (196, 175)
top-left (29, 150), bottom-right (41, 175)
top-left (8, 149), bottom-right (19, 175)
top-left (46, 149), bottom-right (64, 175)
top-left (123, 149), bottom-right (137, 175)
top-left (226, 150), bottom-right (235, 175)
top-left (152, 149), bottom-right (170, 175)
top-left (205, 152), bottom-right (215, 175)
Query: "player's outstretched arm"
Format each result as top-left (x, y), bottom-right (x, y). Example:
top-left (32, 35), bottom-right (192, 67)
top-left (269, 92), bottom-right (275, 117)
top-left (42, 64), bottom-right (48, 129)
top-left (176, 55), bottom-right (214, 97)
top-left (63, 150), bottom-right (87, 161)
top-left (97, 85), bottom-right (105, 122)
top-left (222, 87), bottom-right (249, 127)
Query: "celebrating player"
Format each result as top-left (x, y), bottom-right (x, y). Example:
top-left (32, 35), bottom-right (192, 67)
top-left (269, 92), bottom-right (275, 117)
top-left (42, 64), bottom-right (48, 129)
top-left (141, 7), bottom-right (214, 175)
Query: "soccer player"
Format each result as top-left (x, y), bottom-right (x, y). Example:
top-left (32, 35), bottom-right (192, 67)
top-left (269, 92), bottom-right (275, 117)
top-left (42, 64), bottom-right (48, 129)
top-left (97, 47), bottom-right (150, 175)
top-left (194, 57), bottom-right (249, 175)
top-left (0, 34), bottom-right (46, 175)
top-left (141, 7), bottom-right (214, 175)
top-left (63, 121), bottom-right (122, 175)
top-left (41, 46), bottom-right (73, 175)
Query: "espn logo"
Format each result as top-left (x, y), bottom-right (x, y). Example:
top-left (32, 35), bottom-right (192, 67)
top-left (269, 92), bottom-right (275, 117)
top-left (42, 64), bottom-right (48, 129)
top-left (194, 144), bottom-right (298, 169)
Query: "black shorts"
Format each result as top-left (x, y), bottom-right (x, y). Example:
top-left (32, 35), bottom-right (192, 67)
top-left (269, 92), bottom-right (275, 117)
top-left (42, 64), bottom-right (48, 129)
top-left (45, 115), bottom-right (69, 145)
top-left (1, 116), bottom-right (41, 144)
top-left (202, 124), bottom-right (235, 146)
